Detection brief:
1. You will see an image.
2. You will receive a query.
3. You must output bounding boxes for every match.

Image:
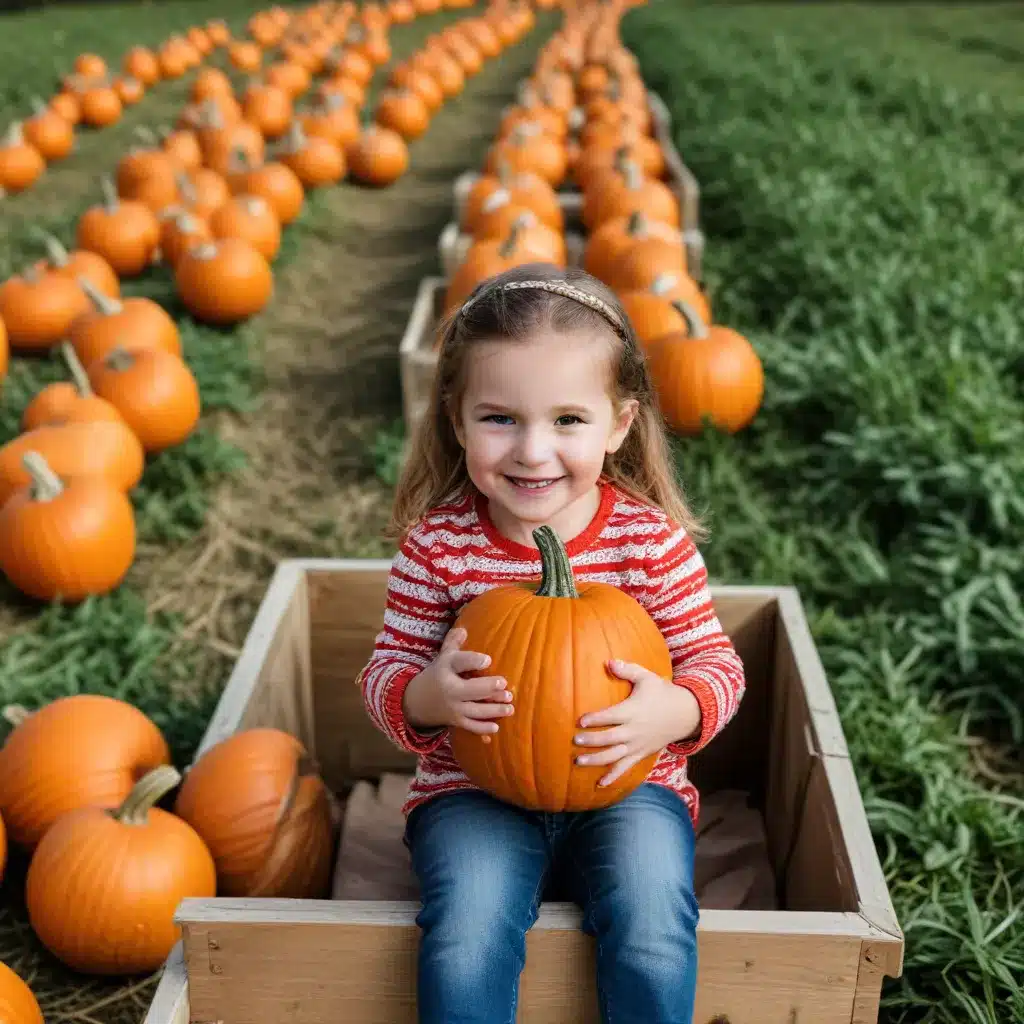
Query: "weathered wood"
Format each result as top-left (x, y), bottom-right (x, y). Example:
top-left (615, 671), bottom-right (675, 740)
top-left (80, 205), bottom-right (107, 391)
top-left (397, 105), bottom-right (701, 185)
top-left (398, 275), bottom-right (444, 441)
top-left (177, 899), bottom-right (870, 1024)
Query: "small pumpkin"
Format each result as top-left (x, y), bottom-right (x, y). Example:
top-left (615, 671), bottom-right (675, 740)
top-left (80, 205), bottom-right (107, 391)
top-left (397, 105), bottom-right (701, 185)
top-left (0, 451), bottom-right (136, 602)
top-left (175, 167), bottom-right (231, 220)
top-left (462, 161), bottom-right (562, 234)
top-left (241, 81), bottom-right (294, 139)
top-left (115, 144), bottom-right (181, 212)
top-left (0, 961), bottom-right (43, 1024)
top-left (0, 693), bottom-right (169, 848)
top-left (0, 265), bottom-right (88, 352)
top-left (123, 46), bottom-right (161, 86)
top-left (374, 87), bottom-right (430, 140)
top-left (114, 76), bottom-right (145, 106)
top-left (619, 273), bottom-right (711, 348)
top-left (175, 238), bottom-right (273, 325)
top-left (76, 177), bottom-right (159, 277)
top-left (582, 158), bottom-right (679, 233)
top-left (32, 232), bottom-right (119, 299)
top-left (0, 418), bottom-right (145, 507)
top-left (26, 765), bottom-right (217, 975)
top-left (645, 300), bottom-right (764, 435)
top-left (87, 346), bottom-right (201, 453)
top-left (449, 525), bottom-right (673, 811)
top-left (0, 314), bottom-right (7, 384)
top-left (49, 92), bottom-right (81, 125)
top-left (159, 208), bottom-right (213, 268)
top-left (606, 233), bottom-right (688, 295)
top-left (22, 98), bottom-right (75, 161)
top-left (583, 209), bottom-right (683, 285)
top-left (78, 83), bottom-right (123, 128)
top-left (0, 123), bottom-right (45, 194)
top-left (174, 728), bottom-right (336, 899)
top-left (484, 122), bottom-right (567, 187)
top-left (70, 276), bottom-right (181, 365)
top-left (299, 93), bottom-right (361, 150)
top-left (275, 121), bottom-right (346, 188)
top-left (225, 152), bottom-right (305, 225)
top-left (347, 123), bottom-right (409, 186)
top-left (209, 194), bottom-right (282, 261)
top-left (22, 342), bottom-right (123, 429)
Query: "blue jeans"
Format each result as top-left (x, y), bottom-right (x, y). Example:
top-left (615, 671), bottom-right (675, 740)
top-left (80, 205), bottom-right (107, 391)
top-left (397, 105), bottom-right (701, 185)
top-left (404, 782), bottom-right (699, 1024)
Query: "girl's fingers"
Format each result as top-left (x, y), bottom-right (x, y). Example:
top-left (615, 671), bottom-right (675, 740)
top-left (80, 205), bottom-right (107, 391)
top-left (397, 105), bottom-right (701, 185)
top-left (600, 753), bottom-right (644, 788)
top-left (454, 714), bottom-right (501, 735)
top-left (456, 699), bottom-right (514, 721)
top-left (449, 649), bottom-right (492, 673)
top-left (575, 742), bottom-right (630, 767)
top-left (574, 725), bottom-right (629, 748)
top-left (452, 674), bottom-right (508, 701)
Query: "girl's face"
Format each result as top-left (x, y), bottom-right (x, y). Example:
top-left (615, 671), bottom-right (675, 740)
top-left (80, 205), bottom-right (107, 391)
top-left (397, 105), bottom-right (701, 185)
top-left (453, 328), bottom-right (637, 547)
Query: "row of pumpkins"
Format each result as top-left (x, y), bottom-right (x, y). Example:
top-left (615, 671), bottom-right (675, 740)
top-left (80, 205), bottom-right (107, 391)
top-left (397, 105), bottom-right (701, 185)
top-left (0, 692), bottom-right (338, 1021)
top-left (0, 0), bottom-right (541, 605)
top-left (441, 0), bottom-right (765, 436)
top-left (0, 0), bottom-right (477, 197)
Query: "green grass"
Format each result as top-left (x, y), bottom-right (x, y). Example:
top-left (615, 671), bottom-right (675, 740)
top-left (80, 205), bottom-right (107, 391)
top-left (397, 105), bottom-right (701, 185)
top-left (622, 3), bottom-right (1023, 1022)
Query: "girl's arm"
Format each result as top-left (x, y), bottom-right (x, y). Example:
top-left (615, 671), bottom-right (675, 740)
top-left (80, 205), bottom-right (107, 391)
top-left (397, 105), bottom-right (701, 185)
top-left (641, 521), bottom-right (747, 756)
top-left (356, 527), bottom-right (453, 754)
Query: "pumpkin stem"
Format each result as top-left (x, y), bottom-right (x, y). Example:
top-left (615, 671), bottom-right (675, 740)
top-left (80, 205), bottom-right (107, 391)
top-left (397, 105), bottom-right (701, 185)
top-left (112, 764), bottom-right (182, 826)
top-left (1, 704), bottom-right (32, 728)
top-left (612, 144), bottom-right (631, 176)
top-left (77, 274), bottom-right (122, 316)
top-left (103, 345), bottom-right (136, 372)
top-left (499, 213), bottom-right (531, 259)
top-left (671, 298), bottom-right (710, 339)
top-left (29, 96), bottom-right (48, 117)
top-left (60, 341), bottom-right (93, 395)
top-left (650, 272), bottom-right (678, 296)
top-left (626, 210), bottom-right (648, 237)
top-left (533, 525), bottom-right (579, 598)
top-left (622, 158), bottom-right (643, 191)
top-left (36, 230), bottom-right (70, 268)
top-left (3, 122), bottom-right (25, 147)
top-left (22, 451), bottom-right (65, 503)
top-left (175, 170), bottom-right (198, 206)
top-left (494, 156), bottom-right (511, 186)
top-left (133, 124), bottom-right (158, 145)
top-left (99, 174), bottom-right (119, 212)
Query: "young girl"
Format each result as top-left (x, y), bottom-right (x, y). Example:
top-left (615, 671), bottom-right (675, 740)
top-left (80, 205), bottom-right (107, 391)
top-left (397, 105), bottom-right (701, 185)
top-left (357, 262), bottom-right (746, 1024)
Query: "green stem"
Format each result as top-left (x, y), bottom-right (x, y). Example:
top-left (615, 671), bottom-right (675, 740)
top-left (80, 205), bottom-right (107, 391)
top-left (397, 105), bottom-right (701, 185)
top-left (671, 299), bottom-right (710, 339)
top-left (60, 341), bottom-right (93, 394)
top-left (77, 274), bottom-right (122, 316)
top-left (99, 174), bottom-right (119, 212)
top-left (112, 765), bottom-right (181, 826)
top-left (103, 345), bottom-right (136, 372)
top-left (533, 525), bottom-right (579, 598)
top-left (22, 451), bottom-right (64, 502)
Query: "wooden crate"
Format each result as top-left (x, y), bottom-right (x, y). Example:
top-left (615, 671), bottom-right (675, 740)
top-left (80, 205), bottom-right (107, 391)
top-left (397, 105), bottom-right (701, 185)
top-left (144, 559), bottom-right (903, 1024)
top-left (398, 275), bottom-right (444, 440)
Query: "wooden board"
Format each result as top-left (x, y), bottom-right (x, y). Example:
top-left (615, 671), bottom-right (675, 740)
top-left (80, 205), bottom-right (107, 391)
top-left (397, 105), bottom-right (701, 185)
top-left (177, 899), bottom-right (874, 1024)
top-left (398, 275), bottom-right (444, 441)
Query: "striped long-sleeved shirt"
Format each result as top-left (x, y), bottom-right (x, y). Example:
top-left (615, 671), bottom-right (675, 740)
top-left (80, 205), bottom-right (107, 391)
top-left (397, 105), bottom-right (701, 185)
top-left (356, 480), bottom-right (746, 825)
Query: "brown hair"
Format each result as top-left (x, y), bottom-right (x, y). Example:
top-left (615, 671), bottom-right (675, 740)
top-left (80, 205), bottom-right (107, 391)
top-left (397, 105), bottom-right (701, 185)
top-left (389, 262), bottom-right (706, 542)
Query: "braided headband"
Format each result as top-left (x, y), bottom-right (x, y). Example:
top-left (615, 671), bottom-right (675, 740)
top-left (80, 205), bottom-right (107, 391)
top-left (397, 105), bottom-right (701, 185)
top-left (459, 278), bottom-right (624, 333)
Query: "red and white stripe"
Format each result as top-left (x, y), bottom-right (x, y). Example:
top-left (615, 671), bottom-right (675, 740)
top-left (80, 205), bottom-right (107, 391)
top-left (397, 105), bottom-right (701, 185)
top-left (356, 481), bottom-right (747, 824)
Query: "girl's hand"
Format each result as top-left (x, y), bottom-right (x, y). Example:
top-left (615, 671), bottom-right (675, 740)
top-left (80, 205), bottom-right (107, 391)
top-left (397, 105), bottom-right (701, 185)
top-left (572, 659), bottom-right (701, 788)
top-left (403, 627), bottom-right (513, 741)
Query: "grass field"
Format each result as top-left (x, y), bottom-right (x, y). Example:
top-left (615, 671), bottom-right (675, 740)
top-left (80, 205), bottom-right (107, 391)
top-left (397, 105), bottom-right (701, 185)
top-left (0, 0), bottom-right (1022, 1022)
top-left (622, 3), bottom-right (1024, 1022)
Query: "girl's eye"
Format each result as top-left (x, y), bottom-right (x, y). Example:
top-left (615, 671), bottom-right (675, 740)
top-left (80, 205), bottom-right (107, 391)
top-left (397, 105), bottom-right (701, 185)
top-left (556, 414), bottom-right (583, 426)
top-left (482, 413), bottom-right (513, 424)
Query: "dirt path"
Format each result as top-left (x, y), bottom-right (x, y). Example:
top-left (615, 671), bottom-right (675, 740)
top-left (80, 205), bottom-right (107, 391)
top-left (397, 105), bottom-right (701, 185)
top-left (0, 19), bottom-right (550, 1024)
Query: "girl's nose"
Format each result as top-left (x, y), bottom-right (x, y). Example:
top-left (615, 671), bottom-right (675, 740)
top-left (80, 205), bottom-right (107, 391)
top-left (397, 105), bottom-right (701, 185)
top-left (513, 426), bottom-right (552, 466)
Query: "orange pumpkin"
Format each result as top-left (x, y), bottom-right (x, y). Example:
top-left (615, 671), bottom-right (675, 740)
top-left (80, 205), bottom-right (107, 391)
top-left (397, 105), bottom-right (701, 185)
top-left (226, 155), bottom-right (304, 226)
top-left (70, 278), bottom-right (181, 365)
top-left (87, 346), bottom-right (201, 453)
top-left (32, 234), bottom-right (119, 300)
top-left (0, 961), bottom-right (42, 1024)
top-left (347, 124), bottom-right (409, 186)
top-left (21, 342), bottom-right (124, 430)
top-left (620, 275), bottom-right (712, 349)
top-left (276, 123), bottom-right (346, 188)
top-left (462, 163), bottom-right (563, 234)
top-left (485, 122), bottom-right (566, 187)
top-left (300, 94), bottom-right (361, 150)
top-left (114, 76), bottom-right (145, 106)
top-left (0, 266), bottom-right (88, 352)
top-left (210, 194), bottom-right (281, 260)
top-left (79, 83), bottom-right (123, 128)
top-left (241, 82), bottom-right (294, 139)
top-left (374, 87), bottom-right (430, 140)
top-left (123, 46), bottom-right (161, 86)
top-left (26, 765), bottom-right (217, 975)
top-left (76, 177), bottom-right (159, 277)
top-left (175, 239), bottom-right (274, 325)
top-left (0, 451), bottom-right (136, 602)
top-left (645, 300), bottom-right (764, 435)
top-left (0, 123), bottom-right (45, 193)
top-left (0, 694), bottom-right (169, 848)
top-left (22, 100), bottom-right (75, 161)
top-left (0, 418), bottom-right (145, 507)
top-left (174, 728), bottom-right (336, 898)
top-left (449, 525), bottom-right (673, 811)
top-left (159, 208), bottom-right (214, 268)
top-left (582, 159), bottom-right (679, 233)
top-left (0, 315), bottom-right (7, 384)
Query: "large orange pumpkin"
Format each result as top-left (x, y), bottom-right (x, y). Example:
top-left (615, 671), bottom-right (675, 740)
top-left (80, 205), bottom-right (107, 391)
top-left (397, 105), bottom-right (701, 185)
top-left (0, 693), bottom-right (170, 848)
top-left (174, 727), bottom-right (336, 898)
top-left (25, 764), bottom-right (217, 975)
top-left (0, 961), bottom-right (43, 1024)
top-left (448, 525), bottom-right (672, 811)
